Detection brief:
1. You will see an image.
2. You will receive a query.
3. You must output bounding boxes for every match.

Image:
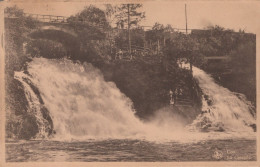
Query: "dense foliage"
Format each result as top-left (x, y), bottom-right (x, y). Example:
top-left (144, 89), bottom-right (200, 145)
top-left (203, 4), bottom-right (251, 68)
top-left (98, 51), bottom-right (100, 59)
top-left (190, 26), bottom-right (256, 105)
top-left (115, 4), bottom-right (145, 29)
top-left (26, 39), bottom-right (67, 59)
top-left (5, 4), bottom-right (256, 139)
top-left (5, 6), bottom-right (42, 139)
top-left (4, 6), bottom-right (39, 73)
top-left (114, 28), bottom-right (145, 50)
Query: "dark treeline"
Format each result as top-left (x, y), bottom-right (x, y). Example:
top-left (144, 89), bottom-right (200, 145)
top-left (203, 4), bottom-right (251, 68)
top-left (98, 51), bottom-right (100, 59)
top-left (5, 5), bottom-right (255, 139)
top-left (190, 27), bottom-right (256, 106)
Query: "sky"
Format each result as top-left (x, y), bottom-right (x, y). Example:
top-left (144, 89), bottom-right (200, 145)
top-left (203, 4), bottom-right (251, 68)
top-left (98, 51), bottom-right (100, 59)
top-left (4, 0), bottom-right (260, 33)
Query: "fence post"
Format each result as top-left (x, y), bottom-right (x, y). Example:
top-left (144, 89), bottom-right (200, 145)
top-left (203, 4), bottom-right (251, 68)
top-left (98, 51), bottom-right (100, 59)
top-left (157, 39), bottom-right (160, 54)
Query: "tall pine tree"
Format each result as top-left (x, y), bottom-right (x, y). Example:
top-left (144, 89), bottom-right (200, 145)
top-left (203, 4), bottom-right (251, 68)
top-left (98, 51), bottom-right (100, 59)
top-left (115, 4), bottom-right (145, 56)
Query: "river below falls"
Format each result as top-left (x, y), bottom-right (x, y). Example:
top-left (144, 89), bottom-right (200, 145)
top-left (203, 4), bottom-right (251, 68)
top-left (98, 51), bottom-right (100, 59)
top-left (7, 59), bottom-right (257, 162)
top-left (6, 139), bottom-right (256, 162)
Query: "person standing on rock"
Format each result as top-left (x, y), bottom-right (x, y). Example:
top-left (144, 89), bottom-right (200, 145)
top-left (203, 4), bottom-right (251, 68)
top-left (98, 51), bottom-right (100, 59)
top-left (169, 89), bottom-right (174, 105)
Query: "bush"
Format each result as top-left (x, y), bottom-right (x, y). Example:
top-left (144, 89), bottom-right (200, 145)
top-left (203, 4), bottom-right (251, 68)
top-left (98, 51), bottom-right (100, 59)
top-left (26, 39), bottom-right (67, 59)
top-left (229, 41), bottom-right (256, 74)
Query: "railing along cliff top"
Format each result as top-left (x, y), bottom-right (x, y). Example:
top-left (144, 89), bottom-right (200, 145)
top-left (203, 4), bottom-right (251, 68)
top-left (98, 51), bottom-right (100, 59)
top-left (24, 13), bottom-right (69, 23)
top-left (5, 13), bottom-right (105, 28)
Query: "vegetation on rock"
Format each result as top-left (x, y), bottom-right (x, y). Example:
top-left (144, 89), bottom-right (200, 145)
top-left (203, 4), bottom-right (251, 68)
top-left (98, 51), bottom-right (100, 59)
top-left (5, 5), bottom-right (256, 139)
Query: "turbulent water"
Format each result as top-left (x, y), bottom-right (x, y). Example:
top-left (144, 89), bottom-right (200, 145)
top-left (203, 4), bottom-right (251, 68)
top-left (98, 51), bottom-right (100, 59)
top-left (13, 58), bottom-right (256, 142)
top-left (15, 58), bottom-right (147, 140)
top-left (8, 58), bottom-right (257, 162)
top-left (188, 67), bottom-right (256, 133)
top-left (5, 139), bottom-right (256, 161)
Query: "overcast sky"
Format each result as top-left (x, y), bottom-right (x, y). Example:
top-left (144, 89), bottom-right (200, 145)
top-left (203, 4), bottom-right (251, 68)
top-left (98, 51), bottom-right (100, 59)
top-left (5, 0), bottom-right (260, 33)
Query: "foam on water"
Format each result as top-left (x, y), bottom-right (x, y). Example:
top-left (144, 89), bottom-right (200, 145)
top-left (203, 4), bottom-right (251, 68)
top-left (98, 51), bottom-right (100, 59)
top-left (14, 58), bottom-right (256, 142)
top-left (188, 67), bottom-right (255, 133)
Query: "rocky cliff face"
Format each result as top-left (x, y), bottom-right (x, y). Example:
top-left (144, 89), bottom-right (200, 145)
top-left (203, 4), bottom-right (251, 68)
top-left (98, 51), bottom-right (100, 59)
top-left (96, 60), bottom-right (202, 121)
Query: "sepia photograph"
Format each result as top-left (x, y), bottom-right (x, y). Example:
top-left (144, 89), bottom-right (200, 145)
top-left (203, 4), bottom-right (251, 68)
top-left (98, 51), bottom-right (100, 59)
top-left (0, 0), bottom-right (259, 165)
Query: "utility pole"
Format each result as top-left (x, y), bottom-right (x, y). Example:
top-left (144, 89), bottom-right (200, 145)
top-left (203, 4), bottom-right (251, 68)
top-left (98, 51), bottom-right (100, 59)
top-left (185, 4), bottom-right (188, 35)
top-left (127, 4), bottom-right (132, 57)
top-left (143, 27), bottom-right (146, 49)
top-left (157, 39), bottom-right (160, 54)
top-left (185, 4), bottom-right (192, 74)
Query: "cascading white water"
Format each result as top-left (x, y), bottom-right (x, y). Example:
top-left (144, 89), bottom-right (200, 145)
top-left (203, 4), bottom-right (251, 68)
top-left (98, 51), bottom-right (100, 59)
top-left (14, 72), bottom-right (50, 138)
top-left (14, 58), bottom-right (256, 141)
top-left (20, 58), bottom-right (150, 140)
top-left (189, 67), bottom-right (256, 132)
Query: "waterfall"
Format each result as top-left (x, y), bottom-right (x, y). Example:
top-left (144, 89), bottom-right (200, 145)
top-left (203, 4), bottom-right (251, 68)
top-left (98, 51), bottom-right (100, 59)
top-left (14, 71), bottom-right (51, 138)
top-left (13, 58), bottom-right (256, 141)
top-left (17, 58), bottom-right (147, 140)
top-left (188, 67), bottom-right (256, 132)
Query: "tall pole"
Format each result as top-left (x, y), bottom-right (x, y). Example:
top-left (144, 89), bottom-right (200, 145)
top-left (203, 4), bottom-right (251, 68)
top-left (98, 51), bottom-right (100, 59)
top-left (185, 4), bottom-right (188, 35)
top-left (127, 4), bottom-right (132, 57)
top-left (157, 39), bottom-right (160, 54)
top-left (185, 4), bottom-right (192, 74)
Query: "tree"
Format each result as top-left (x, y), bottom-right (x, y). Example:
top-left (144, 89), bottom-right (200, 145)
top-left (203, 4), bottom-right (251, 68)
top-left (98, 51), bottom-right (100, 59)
top-left (104, 4), bottom-right (117, 26)
top-left (5, 5), bottom-right (24, 17)
top-left (164, 24), bottom-right (174, 32)
top-left (115, 4), bottom-right (145, 56)
top-left (145, 23), bottom-right (175, 54)
top-left (4, 6), bottom-right (46, 139)
top-left (4, 6), bottom-right (39, 72)
top-left (26, 39), bottom-right (67, 59)
top-left (148, 22), bottom-right (164, 41)
top-left (67, 5), bottom-right (110, 62)
top-left (164, 33), bottom-right (200, 73)
top-left (68, 5), bottom-right (109, 26)
top-left (229, 37), bottom-right (256, 74)
top-left (104, 4), bottom-right (118, 55)
top-left (67, 5), bottom-right (109, 41)
top-left (115, 27), bottom-right (145, 51)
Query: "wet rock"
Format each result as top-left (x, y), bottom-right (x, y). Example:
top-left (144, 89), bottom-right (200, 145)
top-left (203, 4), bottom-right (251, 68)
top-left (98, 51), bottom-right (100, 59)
top-left (250, 124), bottom-right (256, 132)
top-left (203, 95), bottom-right (213, 106)
top-left (41, 106), bottom-right (54, 136)
top-left (18, 114), bottom-right (39, 140)
top-left (213, 122), bottom-right (225, 132)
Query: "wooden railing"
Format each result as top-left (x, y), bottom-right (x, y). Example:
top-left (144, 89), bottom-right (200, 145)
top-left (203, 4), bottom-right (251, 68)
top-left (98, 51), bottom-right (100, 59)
top-left (23, 13), bottom-right (69, 23)
top-left (6, 13), bottom-right (105, 28)
top-left (204, 56), bottom-right (229, 60)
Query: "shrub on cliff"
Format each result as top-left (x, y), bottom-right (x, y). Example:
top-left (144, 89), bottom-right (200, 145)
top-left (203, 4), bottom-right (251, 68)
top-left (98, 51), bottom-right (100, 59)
top-left (67, 5), bottom-right (111, 63)
top-left (191, 25), bottom-right (256, 106)
top-left (229, 38), bottom-right (256, 74)
top-left (5, 6), bottom-right (41, 140)
top-left (26, 39), bottom-right (68, 59)
top-left (67, 5), bottom-right (109, 41)
top-left (5, 6), bottom-right (39, 73)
